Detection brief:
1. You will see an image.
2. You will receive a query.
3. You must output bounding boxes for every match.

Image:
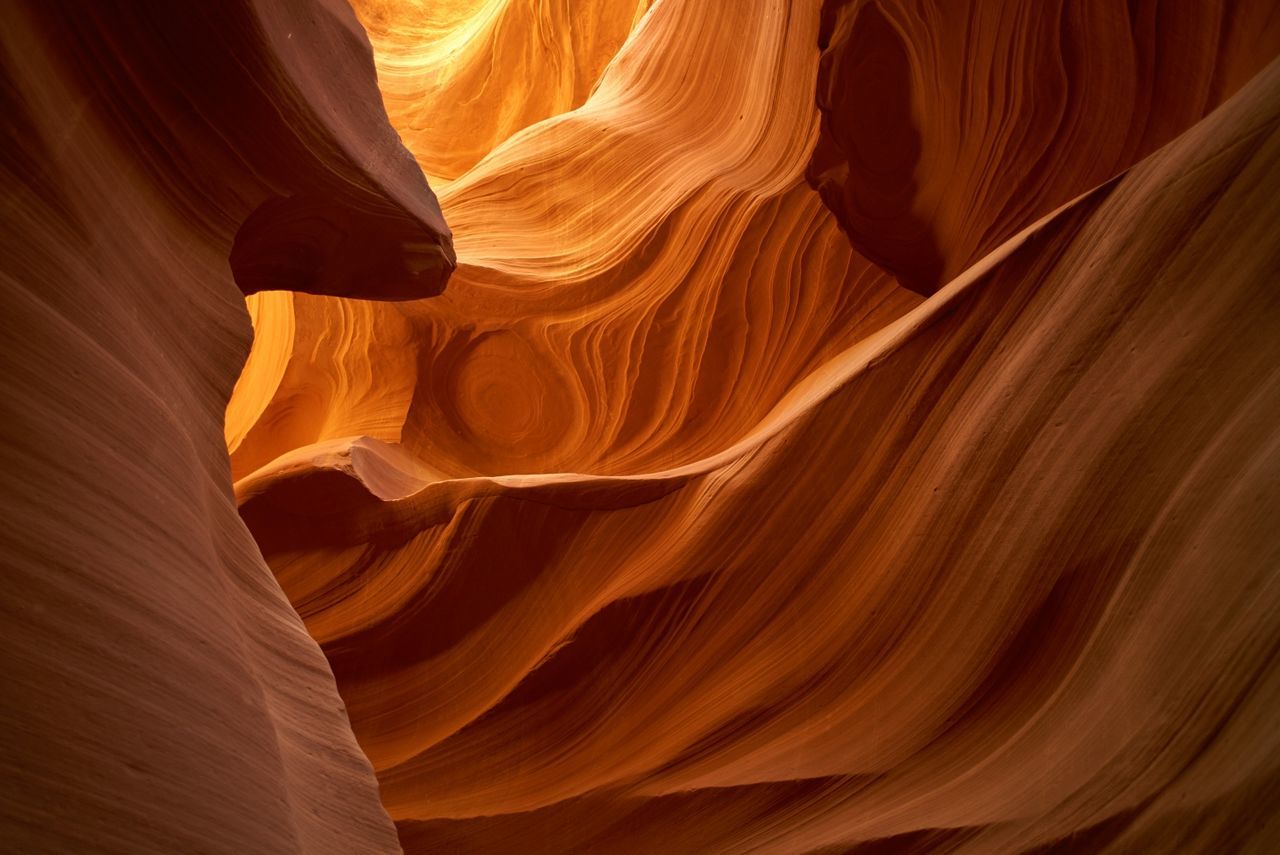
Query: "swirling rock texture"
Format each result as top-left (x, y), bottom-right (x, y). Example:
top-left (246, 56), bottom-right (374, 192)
top-left (4, 1), bottom-right (1280, 854)
top-left (351, 0), bottom-right (657, 185)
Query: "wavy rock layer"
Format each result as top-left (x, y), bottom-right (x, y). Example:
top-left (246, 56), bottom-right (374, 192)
top-left (6, 0), bottom-right (1279, 852)
top-left (809, 0), bottom-right (1280, 294)
top-left (227, 1), bottom-right (1280, 852)
top-left (350, 0), bottom-right (655, 185)
top-left (228, 0), bottom-right (919, 481)
top-left (0, 2), bottom-right (452, 851)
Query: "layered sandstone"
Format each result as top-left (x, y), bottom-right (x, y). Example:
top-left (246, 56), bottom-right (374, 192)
top-left (4, 1), bottom-right (1280, 853)
top-left (0, 1), bottom-right (449, 851)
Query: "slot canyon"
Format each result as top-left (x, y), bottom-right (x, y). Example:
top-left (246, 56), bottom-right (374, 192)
top-left (3, 1), bottom-right (1280, 852)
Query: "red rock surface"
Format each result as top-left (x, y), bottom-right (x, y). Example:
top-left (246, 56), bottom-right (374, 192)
top-left (808, 0), bottom-right (1280, 294)
top-left (4, 1), bottom-right (1280, 852)
top-left (0, 1), bottom-right (449, 851)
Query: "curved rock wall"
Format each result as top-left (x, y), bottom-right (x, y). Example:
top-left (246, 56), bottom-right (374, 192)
top-left (0, 2), bottom-right (451, 851)
top-left (229, 1), bottom-right (1280, 851)
top-left (5, 1), bottom-right (1280, 852)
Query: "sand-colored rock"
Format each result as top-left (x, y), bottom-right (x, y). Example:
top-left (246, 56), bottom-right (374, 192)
top-left (351, 0), bottom-right (656, 186)
top-left (228, 0), bottom-right (918, 481)
top-left (5, 0), bottom-right (1280, 852)
top-left (227, 2), bottom-right (1280, 851)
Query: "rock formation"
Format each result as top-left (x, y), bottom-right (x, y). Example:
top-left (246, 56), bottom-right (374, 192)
top-left (3, 0), bottom-right (1279, 852)
top-left (808, 0), bottom-right (1280, 294)
top-left (0, 1), bottom-right (448, 851)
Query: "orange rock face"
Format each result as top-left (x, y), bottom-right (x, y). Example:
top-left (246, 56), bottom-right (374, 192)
top-left (4, 1), bottom-right (1280, 853)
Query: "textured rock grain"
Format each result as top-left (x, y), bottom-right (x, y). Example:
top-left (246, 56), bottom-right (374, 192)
top-left (0, 1), bottom-right (452, 851)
